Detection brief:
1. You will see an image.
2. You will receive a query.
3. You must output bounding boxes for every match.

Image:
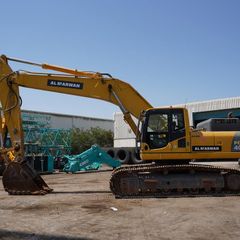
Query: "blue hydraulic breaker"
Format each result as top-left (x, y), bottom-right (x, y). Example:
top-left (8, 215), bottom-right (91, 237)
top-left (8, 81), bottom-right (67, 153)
top-left (63, 145), bottom-right (121, 173)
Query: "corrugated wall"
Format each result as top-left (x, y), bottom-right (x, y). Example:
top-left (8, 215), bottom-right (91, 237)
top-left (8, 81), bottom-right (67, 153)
top-left (175, 96), bottom-right (240, 125)
top-left (22, 109), bottom-right (114, 131)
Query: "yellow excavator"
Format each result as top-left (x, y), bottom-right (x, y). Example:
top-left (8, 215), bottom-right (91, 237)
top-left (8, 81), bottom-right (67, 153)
top-left (0, 54), bottom-right (240, 197)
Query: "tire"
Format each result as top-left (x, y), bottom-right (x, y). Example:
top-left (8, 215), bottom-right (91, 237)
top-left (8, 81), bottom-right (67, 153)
top-left (131, 150), bottom-right (144, 164)
top-left (116, 148), bottom-right (130, 164)
top-left (107, 149), bottom-right (115, 159)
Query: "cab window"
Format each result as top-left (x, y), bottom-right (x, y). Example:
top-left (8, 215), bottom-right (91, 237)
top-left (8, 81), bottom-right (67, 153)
top-left (146, 113), bottom-right (169, 149)
top-left (172, 112), bottom-right (184, 132)
top-left (147, 114), bottom-right (168, 132)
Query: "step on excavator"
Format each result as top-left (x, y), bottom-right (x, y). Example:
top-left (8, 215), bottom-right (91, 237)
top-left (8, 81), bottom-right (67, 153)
top-left (0, 55), bottom-right (240, 197)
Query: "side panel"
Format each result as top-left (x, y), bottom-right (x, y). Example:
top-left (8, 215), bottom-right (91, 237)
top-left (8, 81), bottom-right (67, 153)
top-left (142, 130), bottom-right (240, 161)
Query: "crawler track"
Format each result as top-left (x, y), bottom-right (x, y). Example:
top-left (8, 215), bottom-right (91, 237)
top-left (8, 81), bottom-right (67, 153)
top-left (110, 163), bottom-right (240, 198)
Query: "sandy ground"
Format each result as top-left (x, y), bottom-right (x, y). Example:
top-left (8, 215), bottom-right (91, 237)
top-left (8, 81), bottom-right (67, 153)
top-left (0, 162), bottom-right (240, 240)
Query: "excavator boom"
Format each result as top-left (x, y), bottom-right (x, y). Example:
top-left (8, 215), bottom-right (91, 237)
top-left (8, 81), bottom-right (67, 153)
top-left (0, 55), bottom-right (152, 194)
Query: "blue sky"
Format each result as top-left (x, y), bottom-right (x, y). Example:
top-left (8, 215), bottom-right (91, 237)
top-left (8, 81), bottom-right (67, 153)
top-left (1, 0), bottom-right (240, 119)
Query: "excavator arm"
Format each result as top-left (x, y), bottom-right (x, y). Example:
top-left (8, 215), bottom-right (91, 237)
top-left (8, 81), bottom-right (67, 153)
top-left (0, 55), bottom-right (152, 194)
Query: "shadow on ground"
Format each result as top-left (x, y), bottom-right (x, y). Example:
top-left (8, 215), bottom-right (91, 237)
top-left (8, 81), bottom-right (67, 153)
top-left (0, 229), bottom-right (93, 240)
top-left (52, 190), bottom-right (111, 194)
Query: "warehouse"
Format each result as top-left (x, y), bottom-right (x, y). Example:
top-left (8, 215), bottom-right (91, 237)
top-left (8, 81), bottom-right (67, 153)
top-left (21, 109), bottom-right (114, 131)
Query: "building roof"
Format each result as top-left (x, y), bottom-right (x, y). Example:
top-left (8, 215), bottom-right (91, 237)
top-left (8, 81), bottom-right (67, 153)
top-left (174, 96), bottom-right (240, 124)
top-left (175, 96), bottom-right (240, 113)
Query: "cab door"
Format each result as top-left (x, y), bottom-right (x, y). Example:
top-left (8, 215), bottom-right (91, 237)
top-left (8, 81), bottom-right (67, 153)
top-left (169, 109), bottom-right (190, 153)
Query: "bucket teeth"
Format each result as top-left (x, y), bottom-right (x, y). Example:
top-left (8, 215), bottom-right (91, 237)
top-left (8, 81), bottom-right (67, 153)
top-left (2, 161), bottom-right (53, 195)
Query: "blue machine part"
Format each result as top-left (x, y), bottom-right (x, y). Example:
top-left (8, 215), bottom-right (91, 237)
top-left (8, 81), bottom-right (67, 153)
top-left (63, 145), bottom-right (121, 173)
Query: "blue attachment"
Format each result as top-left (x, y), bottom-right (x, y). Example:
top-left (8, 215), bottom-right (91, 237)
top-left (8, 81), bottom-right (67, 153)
top-left (63, 145), bottom-right (121, 173)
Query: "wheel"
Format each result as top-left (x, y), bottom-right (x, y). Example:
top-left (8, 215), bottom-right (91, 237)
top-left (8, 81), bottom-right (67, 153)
top-left (116, 149), bottom-right (130, 164)
top-left (131, 150), bottom-right (143, 164)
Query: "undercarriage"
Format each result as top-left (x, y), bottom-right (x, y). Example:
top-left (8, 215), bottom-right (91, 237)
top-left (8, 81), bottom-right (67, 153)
top-left (110, 163), bottom-right (240, 198)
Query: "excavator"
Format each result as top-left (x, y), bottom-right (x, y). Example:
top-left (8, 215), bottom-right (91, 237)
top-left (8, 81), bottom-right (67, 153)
top-left (0, 54), bottom-right (240, 197)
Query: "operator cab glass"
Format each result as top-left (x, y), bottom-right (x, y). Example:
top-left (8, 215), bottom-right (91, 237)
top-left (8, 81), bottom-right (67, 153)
top-left (141, 108), bottom-right (186, 149)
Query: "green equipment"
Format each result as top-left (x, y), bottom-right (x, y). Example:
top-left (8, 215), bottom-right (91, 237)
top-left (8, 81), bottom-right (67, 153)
top-left (63, 145), bottom-right (121, 173)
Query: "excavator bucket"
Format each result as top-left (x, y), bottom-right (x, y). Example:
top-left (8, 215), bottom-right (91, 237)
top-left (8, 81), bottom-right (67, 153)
top-left (2, 161), bottom-right (53, 195)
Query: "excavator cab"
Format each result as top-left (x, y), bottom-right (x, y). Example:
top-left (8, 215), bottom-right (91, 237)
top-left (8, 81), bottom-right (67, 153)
top-left (140, 108), bottom-right (191, 160)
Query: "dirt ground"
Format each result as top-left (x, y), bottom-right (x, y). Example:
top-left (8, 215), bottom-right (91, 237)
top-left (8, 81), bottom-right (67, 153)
top-left (0, 162), bottom-right (240, 240)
